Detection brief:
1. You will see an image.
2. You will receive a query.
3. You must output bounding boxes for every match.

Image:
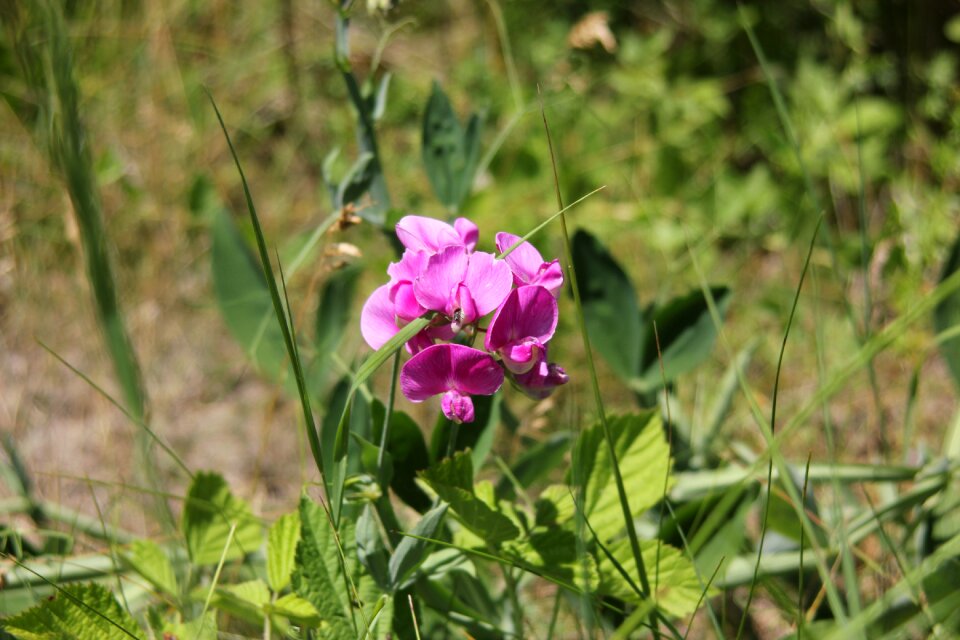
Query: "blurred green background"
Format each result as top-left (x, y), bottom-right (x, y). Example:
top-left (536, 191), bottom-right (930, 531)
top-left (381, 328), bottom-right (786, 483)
top-left (2, 0), bottom-right (959, 536)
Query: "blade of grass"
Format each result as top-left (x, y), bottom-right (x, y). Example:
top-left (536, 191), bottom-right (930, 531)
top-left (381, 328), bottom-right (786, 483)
top-left (538, 89), bottom-right (655, 638)
top-left (812, 266), bottom-right (862, 619)
top-left (207, 92), bottom-right (328, 494)
top-left (737, 215), bottom-right (835, 639)
top-left (798, 453), bottom-right (812, 637)
top-left (196, 523), bottom-right (237, 640)
top-left (6, 0), bottom-right (170, 531)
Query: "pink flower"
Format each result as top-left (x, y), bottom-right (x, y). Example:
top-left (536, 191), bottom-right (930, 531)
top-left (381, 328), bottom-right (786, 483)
top-left (484, 286), bottom-right (558, 374)
top-left (413, 246), bottom-right (513, 333)
top-left (396, 215), bottom-right (479, 253)
top-left (512, 351), bottom-right (569, 400)
top-left (495, 232), bottom-right (564, 297)
top-left (400, 344), bottom-right (504, 423)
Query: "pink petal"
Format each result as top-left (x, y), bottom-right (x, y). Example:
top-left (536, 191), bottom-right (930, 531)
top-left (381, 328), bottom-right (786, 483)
top-left (502, 338), bottom-right (543, 374)
top-left (360, 284), bottom-right (399, 350)
top-left (400, 344), bottom-right (503, 402)
top-left (442, 390), bottom-right (475, 423)
top-left (392, 282), bottom-right (424, 322)
top-left (396, 215), bottom-right (462, 253)
top-left (513, 353), bottom-right (568, 400)
top-left (450, 345), bottom-right (505, 396)
top-left (531, 260), bottom-right (565, 297)
top-left (387, 249), bottom-right (426, 284)
top-left (413, 245), bottom-right (469, 314)
top-left (454, 218), bottom-right (479, 251)
top-left (495, 232), bottom-right (546, 284)
top-left (463, 251), bottom-right (513, 317)
top-left (485, 286), bottom-right (558, 351)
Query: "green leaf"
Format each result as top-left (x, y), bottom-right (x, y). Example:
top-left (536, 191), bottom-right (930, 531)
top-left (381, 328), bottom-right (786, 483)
top-left (419, 452), bottom-right (519, 545)
top-left (598, 539), bottom-right (704, 619)
top-left (370, 402), bottom-right (432, 512)
top-left (572, 412), bottom-right (673, 542)
top-left (266, 593), bottom-right (321, 625)
top-left (356, 504), bottom-right (391, 590)
top-left (211, 209), bottom-right (289, 382)
top-left (160, 613), bottom-right (217, 640)
top-left (197, 580), bottom-right (269, 625)
top-left (267, 511), bottom-right (301, 593)
top-left (291, 495), bottom-right (354, 637)
top-left (422, 81), bottom-right (482, 211)
top-left (389, 504), bottom-right (449, 590)
top-left (935, 232), bottom-right (960, 389)
top-left (336, 152), bottom-right (375, 209)
top-left (633, 287), bottom-right (731, 392)
top-left (571, 229), bottom-right (643, 380)
top-left (3, 582), bottom-right (146, 640)
top-left (181, 471), bottom-right (262, 566)
top-left (120, 539), bottom-right (177, 596)
top-left (314, 264), bottom-right (362, 374)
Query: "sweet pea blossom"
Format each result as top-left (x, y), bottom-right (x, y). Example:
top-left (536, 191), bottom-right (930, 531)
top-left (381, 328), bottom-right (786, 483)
top-left (413, 245), bottom-right (512, 333)
top-left (360, 214), bottom-right (569, 424)
top-left (400, 343), bottom-right (504, 423)
top-left (495, 232), bottom-right (564, 297)
top-left (484, 285), bottom-right (558, 374)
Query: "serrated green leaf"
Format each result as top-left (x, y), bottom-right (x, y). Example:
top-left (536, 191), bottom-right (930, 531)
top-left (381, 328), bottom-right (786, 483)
top-left (420, 452), bottom-right (519, 545)
top-left (120, 539), bottom-right (177, 596)
top-left (181, 471), bottom-right (262, 566)
top-left (573, 412), bottom-right (672, 542)
top-left (571, 229), bottom-right (643, 380)
top-left (267, 511), bottom-right (301, 593)
top-left (267, 593), bottom-right (322, 625)
top-left (161, 612), bottom-right (217, 640)
top-left (211, 209), bottom-right (289, 383)
top-left (3, 582), bottom-right (146, 640)
top-left (633, 287), bottom-right (731, 392)
top-left (196, 580), bottom-right (269, 626)
top-left (291, 495), bottom-right (354, 638)
top-left (598, 539), bottom-right (704, 619)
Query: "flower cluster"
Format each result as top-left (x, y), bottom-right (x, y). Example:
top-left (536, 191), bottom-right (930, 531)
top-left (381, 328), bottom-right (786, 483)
top-left (361, 216), bottom-right (569, 424)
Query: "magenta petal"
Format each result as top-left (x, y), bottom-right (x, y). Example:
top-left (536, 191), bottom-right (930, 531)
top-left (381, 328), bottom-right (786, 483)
top-left (360, 284), bottom-right (399, 350)
top-left (396, 215), bottom-right (462, 253)
top-left (496, 232), bottom-right (546, 284)
top-left (454, 218), bottom-right (479, 251)
top-left (413, 245), bottom-right (469, 314)
top-left (400, 344), bottom-right (454, 401)
top-left (450, 345), bottom-right (505, 395)
top-left (463, 251), bottom-right (513, 317)
top-left (485, 286), bottom-right (558, 351)
top-left (387, 249), bottom-right (426, 284)
top-left (532, 259), bottom-right (564, 296)
top-left (400, 344), bottom-right (503, 402)
top-left (442, 390), bottom-right (475, 423)
top-left (392, 282), bottom-right (424, 321)
top-left (513, 354), bottom-right (568, 400)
